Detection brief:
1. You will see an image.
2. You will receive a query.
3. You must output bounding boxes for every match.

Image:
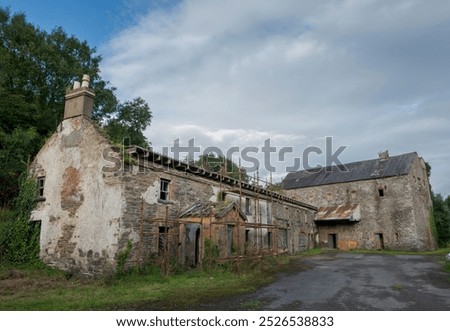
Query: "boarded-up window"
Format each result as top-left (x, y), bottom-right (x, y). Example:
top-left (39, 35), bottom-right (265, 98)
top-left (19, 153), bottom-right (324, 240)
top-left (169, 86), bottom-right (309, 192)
top-left (279, 229), bottom-right (288, 249)
top-left (299, 232), bottom-right (307, 251)
top-left (227, 225), bottom-right (234, 255)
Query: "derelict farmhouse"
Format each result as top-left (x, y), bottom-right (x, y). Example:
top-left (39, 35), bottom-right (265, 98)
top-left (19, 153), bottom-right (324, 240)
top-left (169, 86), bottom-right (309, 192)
top-left (29, 76), bottom-right (436, 275)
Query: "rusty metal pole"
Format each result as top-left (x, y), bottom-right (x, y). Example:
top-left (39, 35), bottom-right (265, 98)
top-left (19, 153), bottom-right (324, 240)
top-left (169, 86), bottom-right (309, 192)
top-left (164, 205), bottom-right (169, 276)
top-left (137, 198), bottom-right (144, 270)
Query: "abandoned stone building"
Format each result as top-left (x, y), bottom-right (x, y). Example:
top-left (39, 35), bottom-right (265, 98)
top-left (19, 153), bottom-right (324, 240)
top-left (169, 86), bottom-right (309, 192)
top-left (29, 76), bottom-right (317, 275)
top-left (28, 75), bottom-right (437, 275)
top-left (282, 151), bottom-right (436, 251)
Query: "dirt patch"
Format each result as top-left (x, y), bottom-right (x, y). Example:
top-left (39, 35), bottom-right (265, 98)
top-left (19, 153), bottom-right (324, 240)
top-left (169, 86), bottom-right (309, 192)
top-left (0, 270), bottom-right (68, 298)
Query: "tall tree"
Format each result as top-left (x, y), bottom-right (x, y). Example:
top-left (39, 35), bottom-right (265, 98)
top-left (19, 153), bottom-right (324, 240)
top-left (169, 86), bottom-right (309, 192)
top-left (432, 192), bottom-right (450, 247)
top-left (0, 7), bottom-right (150, 206)
top-left (194, 153), bottom-right (249, 182)
top-left (104, 97), bottom-right (152, 148)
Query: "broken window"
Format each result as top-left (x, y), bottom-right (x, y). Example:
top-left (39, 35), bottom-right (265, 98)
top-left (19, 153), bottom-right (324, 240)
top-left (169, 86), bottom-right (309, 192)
top-left (159, 179), bottom-right (170, 201)
top-left (245, 198), bottom-right (251, 214)
top-left (37, 177), bottom-right (45, 198)
top-left (245, 229), bottom-right (250, 243)
top-left (218, 191), bottom-right (226, 201)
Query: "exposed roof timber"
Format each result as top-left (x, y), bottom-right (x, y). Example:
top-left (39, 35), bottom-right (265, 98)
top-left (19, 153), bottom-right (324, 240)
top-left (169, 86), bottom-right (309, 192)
top-left (126, 145), bottom-right (317, 211)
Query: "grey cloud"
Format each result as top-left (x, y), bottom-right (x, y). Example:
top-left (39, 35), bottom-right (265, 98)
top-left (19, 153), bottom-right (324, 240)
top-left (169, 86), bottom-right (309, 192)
top-left (103, 0), bottom-right (450, 196)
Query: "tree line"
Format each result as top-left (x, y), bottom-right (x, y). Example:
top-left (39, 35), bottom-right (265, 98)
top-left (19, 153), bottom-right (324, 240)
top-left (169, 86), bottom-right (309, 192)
top-left (0, 7), bottom-right (152, 207)
top-left (431, 192), bottom-right (450, 248)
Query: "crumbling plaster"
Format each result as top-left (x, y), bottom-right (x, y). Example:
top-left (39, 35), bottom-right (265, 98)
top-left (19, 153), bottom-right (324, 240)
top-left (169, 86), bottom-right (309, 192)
top-left (31, 117), bottom-right (123, 274)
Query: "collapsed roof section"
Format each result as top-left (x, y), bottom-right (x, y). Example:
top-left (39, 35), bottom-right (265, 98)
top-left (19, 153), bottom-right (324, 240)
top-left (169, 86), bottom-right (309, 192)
top-left (125, 145), bottom-right (317, 211)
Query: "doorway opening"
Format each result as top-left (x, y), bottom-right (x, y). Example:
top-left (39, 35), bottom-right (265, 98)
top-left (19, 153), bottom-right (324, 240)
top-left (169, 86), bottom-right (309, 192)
top-left (328, 233), bottom-right (337, 249)
top-left (375, 233), bottom-right (385, 250)
top-left (194, 228), bottom-right (201, 266)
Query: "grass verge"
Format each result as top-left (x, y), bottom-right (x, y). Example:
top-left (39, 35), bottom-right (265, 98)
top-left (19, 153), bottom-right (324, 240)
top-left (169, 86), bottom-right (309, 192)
top-left (0, 257), bottom-right (287, 311)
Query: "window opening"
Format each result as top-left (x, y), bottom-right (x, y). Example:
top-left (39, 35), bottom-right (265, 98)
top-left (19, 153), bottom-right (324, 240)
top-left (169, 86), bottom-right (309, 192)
top-left (37, 177), bottom-right (45, 198)
top-left (160, 179), bottom-right (170, 201)
top-left (245, 198), bottom-right (251, 214)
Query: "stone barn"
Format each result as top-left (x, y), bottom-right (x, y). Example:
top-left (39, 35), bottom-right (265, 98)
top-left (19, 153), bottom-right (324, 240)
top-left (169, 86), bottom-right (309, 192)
top-left (29, 76), bottom-right (317, 276)
top-left (282, 151), bottom-right (436, 251)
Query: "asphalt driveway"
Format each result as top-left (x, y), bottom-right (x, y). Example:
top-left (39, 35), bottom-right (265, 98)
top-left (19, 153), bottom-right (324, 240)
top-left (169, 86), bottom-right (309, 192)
top-left (200, 253), bottom-right (450, 310)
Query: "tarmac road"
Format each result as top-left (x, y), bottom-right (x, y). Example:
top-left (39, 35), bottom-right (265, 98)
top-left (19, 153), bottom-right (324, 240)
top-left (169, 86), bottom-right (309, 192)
top-left (199, 253), bottom-right (450, 310)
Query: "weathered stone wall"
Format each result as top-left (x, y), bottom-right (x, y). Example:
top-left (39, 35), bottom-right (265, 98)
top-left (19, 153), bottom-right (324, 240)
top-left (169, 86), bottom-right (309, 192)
top-left (119, 163), bottom-right (317, 268)
top-left (31, 117), bottom-right (123, 275)
top-left (285, 156), bottom-right (435, 251)
top-left (31, 118), bottom-right (317, 275)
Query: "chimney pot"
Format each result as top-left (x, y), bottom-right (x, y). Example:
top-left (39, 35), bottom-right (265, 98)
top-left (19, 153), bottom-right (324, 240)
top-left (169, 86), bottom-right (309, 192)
top-left (81, 74), bottom-right (90, 88)
top-left (73, 81), bottom-right (81, 89)
top-left (378, 150), bottom-right (389, 160)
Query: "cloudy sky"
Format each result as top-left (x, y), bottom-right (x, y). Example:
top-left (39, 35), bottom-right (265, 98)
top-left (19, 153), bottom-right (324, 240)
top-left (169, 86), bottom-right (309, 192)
top-left (3, 0), bottom-right (450, 196)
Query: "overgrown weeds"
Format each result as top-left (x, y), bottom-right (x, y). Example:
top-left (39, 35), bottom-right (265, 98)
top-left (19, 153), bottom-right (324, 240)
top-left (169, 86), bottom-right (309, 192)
top-left (0, 176), bottom-right (40, 265)
top-left (0, 255), bottom-right (290, 310)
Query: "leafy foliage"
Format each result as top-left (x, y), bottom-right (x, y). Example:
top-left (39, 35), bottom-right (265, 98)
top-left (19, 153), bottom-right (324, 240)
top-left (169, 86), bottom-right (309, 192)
top-left (194, 153), bottom-right (249, 182)
top-left (426, 163), bottom-right (450, 248)
top-left (0, 127), bottom-right (40, 205)
top-left (0, 176), bottom-right (40, 265)
top-left (431, 192), bottom-right (450, 247)
top-left (104, 97), bottom-right (152, 148)
top-left (203, 238), bottom-right (220, 270)
top-left (0, 7), bottom-right (151, 206)
top-left (116, 240), bottom-right (133, 276)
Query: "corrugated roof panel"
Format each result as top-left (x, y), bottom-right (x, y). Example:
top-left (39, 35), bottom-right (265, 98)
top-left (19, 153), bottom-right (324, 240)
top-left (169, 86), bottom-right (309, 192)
top-left (314, 204), bottom-right (361, 222)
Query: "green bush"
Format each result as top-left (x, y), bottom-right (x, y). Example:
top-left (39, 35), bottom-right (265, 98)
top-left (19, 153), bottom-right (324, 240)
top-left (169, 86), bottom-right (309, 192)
top-left (0, 176), bottom-right (40, 265)
top-left (203, 238), bottom-right (219, 270)
top-left (116, 240), bottom-right (132, 276)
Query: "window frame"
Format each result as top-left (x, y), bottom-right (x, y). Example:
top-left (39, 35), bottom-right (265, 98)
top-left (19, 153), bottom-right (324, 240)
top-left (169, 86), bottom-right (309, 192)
top-left (159, 178), bottom-right (171, 201)
top-left (245, 197), bottom-right (251, 215)
top-left (37, 176), bottom-right (46, 200)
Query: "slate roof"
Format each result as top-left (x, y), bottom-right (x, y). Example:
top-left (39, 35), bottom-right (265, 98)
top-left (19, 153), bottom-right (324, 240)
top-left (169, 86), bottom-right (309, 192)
top-left (283, 152), bottom-right (418, 189)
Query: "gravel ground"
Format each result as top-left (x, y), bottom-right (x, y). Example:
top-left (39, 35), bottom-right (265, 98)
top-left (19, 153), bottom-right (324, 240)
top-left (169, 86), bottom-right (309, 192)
top-left (194, 253), bottom-right (450, 311)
